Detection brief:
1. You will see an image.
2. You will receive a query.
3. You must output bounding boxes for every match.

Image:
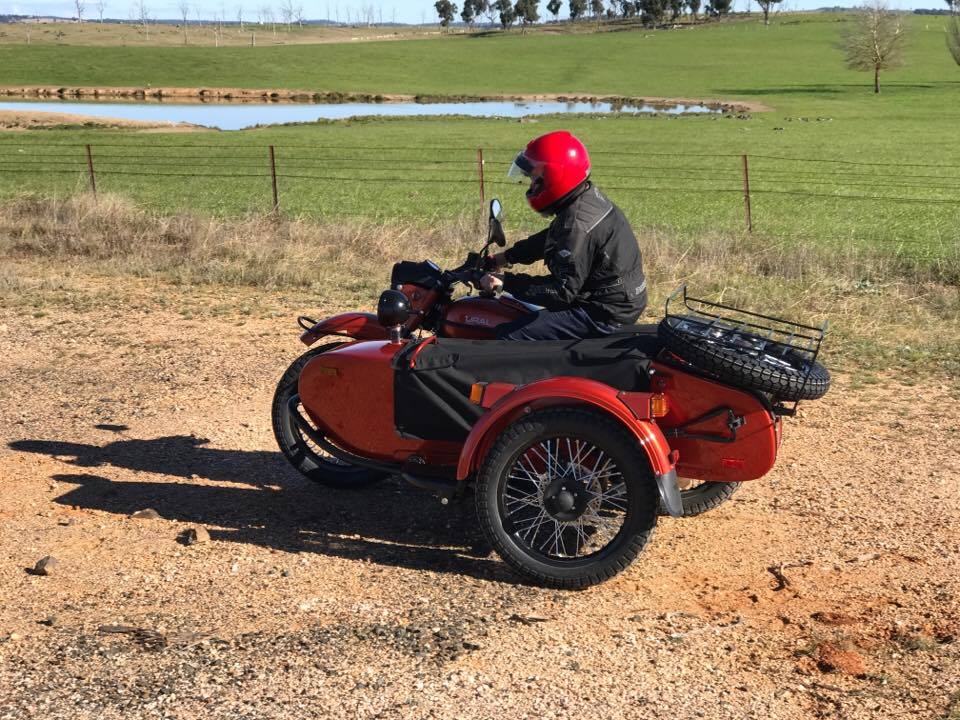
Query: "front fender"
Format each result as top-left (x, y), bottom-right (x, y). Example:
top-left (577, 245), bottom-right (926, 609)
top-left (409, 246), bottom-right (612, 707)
top-left (300, 312), bottom-right (388, 345)
top-left (455, 377), bottom-right (682, 517)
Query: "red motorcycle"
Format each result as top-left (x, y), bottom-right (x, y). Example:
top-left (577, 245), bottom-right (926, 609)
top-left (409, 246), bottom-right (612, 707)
top-left (272, 200), bottom-right (830, 588)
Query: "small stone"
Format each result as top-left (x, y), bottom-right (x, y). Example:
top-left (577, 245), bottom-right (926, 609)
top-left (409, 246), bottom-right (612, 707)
top-left (182, 526), bottom-right (210, 545)
top-left (7, 632), bottom-right (22, 642)
top-left (31, 556), bottom-right (59, 576)
top-left (58, 517), bottom-right (78, 527)
top-left (38, 616), bottom-right (57, 627)
top-left (131, 508), bottom-right (161, 520)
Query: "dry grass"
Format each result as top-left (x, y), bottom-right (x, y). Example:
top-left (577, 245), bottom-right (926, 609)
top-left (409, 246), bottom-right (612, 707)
top-left (1, 192), bottom-right (957, 375)
top-left (0, 20), bottom-right (442, 47)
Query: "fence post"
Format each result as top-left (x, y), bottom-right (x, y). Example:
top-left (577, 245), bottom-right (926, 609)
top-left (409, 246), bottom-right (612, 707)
top-left (476, 147), bottom-right (485, 215)
top-left (741, 153), bottom-right (752, 233)
top-left (85, 144), bottom-right (97, 197)
top-left (269, 145), bottom-right (279, 213)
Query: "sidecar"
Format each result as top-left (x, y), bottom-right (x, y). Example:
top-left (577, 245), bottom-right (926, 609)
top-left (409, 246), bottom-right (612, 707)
top-left (274, 288), bottom-right (828, 588)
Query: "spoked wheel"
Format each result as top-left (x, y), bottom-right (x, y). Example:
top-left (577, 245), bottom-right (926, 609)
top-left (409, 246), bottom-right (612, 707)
top-left (658, 315), bottom-right (830, 401)
top-left (476, 408), bottom-right (658, 589)
top-left (272, 343), bottom-right (388, 489)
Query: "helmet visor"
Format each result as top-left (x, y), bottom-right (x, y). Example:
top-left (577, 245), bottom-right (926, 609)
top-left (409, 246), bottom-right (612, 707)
top-left (507, 152), bottom-right (535, 183)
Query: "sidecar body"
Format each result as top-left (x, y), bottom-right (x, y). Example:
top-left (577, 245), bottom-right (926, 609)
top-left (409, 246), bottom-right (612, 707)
top-left (293, 328), bottom-right (781, 518)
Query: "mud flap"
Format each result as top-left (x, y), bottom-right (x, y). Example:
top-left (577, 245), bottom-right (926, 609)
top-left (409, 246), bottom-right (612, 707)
top-left (656, 467), bottom-right (683, 518)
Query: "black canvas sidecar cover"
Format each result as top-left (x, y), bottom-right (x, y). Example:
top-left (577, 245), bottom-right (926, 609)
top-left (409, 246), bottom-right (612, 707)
top-left (393, 329), bottom-right (661, 441)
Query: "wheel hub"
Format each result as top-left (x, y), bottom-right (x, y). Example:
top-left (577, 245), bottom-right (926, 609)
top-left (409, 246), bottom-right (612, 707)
top-left (543, 475), bottom-right (590, 522)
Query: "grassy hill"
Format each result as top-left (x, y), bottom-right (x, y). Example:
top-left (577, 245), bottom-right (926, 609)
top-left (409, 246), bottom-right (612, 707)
top-left (0, 14), bottom-right (958, 258)
top-left (1, 15), bottom-right (957, 111)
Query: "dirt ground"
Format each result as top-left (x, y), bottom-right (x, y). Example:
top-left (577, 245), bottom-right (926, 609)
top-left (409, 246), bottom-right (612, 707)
top-left (0, 274), bottom-right (957, 719)
top-left (0, 109), bottom-right (203, 131)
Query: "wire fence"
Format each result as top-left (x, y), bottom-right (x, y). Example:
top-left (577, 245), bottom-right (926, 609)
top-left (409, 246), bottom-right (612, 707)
top-left (1, 140), bottom-right (958, 258)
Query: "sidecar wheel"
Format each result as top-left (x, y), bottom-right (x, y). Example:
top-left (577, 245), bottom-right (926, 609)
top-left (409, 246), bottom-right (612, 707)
top-left (476, 408), bottom-right (658, 589)
top-left (659, 479), bottom-right (741, 517)
top-left (272, 344), bottom-right (388, 489)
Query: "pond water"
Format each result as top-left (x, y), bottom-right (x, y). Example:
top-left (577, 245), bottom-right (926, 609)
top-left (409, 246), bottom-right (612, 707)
top-left (0, 99), bottom-right (723, 130)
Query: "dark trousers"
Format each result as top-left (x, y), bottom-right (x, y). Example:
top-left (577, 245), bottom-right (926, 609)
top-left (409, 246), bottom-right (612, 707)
top-left (496, 307), bottom-right (619, 341)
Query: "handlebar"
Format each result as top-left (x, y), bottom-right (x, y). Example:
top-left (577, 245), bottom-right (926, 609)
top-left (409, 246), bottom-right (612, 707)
top-left (443, 252), bottom-right (505, 297)
top-left (445, 266), bottom-right (485, 289)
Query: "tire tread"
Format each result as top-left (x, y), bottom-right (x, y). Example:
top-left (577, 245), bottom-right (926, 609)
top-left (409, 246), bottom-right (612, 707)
top-left (658, 317), bottom-right (830, 402)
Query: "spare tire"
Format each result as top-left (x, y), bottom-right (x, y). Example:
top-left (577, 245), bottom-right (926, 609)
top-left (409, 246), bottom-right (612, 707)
top-left (658, 315), bottom-right (830, 402)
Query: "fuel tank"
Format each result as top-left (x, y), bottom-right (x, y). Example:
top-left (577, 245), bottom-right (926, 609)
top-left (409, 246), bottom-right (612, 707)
top-left (440, 294), bottom-right (534, 339)
top-left (297, 341), bottom-right (461, 466)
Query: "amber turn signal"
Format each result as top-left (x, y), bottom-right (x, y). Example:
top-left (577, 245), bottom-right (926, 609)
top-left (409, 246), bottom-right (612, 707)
top-left (650, 393), bottom-right (669, 418)
top-left (469, 382), bottom-right (487, 405)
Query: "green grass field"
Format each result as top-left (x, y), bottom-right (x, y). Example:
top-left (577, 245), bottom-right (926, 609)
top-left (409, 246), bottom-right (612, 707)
top-left (1, 14), bottom-right (958, 262)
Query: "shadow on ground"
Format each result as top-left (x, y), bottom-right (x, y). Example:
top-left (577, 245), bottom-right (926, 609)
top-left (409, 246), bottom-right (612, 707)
top-left (9, 433), bottom-right (510, 584)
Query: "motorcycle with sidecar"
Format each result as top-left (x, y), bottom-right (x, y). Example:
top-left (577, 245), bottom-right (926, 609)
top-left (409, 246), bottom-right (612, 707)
top-left (271, 200), bottom-right (830, 588)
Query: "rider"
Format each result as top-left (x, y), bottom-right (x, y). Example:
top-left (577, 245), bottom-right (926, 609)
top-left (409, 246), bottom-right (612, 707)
top-left (481, 131), bottom-right (647, 341)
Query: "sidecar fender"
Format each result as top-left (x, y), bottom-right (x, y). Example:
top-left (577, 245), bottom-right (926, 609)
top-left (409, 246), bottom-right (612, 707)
top-left (300, 312), bottom-right (388, 345)
top-left (455, 377), bottom-right (682, 517)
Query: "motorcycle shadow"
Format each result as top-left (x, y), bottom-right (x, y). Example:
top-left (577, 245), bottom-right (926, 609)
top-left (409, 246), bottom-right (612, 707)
top-left (10, 433), bottom-right (516, 584)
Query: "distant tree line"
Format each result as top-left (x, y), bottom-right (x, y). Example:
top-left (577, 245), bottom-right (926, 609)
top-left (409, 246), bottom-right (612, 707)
top-left (436, 0), bottom-right (734, 28)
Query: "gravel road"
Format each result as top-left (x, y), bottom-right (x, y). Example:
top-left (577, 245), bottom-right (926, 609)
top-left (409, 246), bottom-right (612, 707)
top-left (1, 279), bottom-right (957, 719)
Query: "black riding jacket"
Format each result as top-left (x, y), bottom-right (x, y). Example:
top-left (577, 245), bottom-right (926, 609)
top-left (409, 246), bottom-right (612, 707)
top-left (502, 182), bottom-right (647, 325)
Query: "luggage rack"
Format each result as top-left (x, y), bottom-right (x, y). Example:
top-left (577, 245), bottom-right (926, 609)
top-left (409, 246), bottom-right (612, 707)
top-left (664, 285), bottom-right (828, 416)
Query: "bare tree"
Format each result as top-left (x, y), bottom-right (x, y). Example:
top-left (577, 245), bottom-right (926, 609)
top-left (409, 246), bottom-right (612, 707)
top-left (479, 0), bottom-right (497, 24)
top-left (75, 0), bottom-right (86, 22)
top-left (842, 2), bottom-right (906, 94)
top-left (136, 0), bottom-right (151, 36)
top-left (262, 5), bottom-right (277, 34)
top-left (96, 0), bottom-right (106, 21)
top-left (179, 0), bottom-right (191, 43)
top-left (280, 0), bottom-right (294, 28)
top-left (948, 16), bottom-right (960, 65)
top-left (237, 5), bottom-right (245, 30)
top-left (295, 2), bottom-right (305, 26)
top-left (754, 0), bottom-right (781, 25)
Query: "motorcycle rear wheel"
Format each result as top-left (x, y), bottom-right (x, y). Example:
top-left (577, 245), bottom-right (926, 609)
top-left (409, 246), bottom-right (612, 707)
top-left (272, 343), bottom-right (388, 489)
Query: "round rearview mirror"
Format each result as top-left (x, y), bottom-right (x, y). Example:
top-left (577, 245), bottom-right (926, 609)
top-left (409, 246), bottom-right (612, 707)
top-left (377, 289), bottom-right (411, 328)
top-left (489, 198), bottom-right (502, 221)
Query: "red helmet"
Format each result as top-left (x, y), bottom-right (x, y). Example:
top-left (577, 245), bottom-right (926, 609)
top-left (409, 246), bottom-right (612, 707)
top-left (507, 131), bottom-right (591, 214)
